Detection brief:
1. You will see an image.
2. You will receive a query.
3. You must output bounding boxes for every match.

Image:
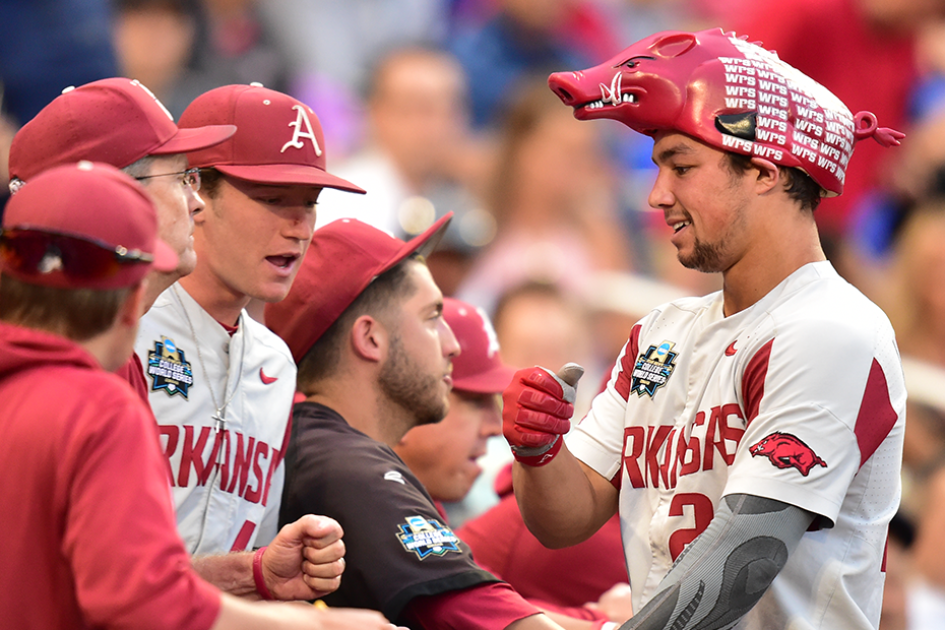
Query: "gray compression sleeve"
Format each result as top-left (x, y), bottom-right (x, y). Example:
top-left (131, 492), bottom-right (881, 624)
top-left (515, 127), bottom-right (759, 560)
top-left (618, 494), bottom-right (815, 630)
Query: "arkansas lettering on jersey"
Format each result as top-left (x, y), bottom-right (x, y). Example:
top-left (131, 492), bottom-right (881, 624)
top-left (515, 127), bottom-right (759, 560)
top-left (621, 403), bottom-right (745, 490)
top-left (160, 425), bottom-right (282, 506)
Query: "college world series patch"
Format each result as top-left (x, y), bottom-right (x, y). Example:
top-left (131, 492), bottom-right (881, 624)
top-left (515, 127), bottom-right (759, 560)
top-left (630, 340), bottom-right (678, 398)
top-left (396, 516), bottom-right (462, 560)
top-left (145, 336), bottom-right (195, 398)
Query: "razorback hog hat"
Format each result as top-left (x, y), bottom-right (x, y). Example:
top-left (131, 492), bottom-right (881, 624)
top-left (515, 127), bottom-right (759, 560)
top-left (1, 161), bottom-right (177, 290)
top-left (9, 78), bottom-right (235, 188)
top-left (266, 214), bottom-right (452, 363)
top-left (548, 28), bottom-right (904, 197)
top-left (443, 297), bottom-right (517, 394)
top-left (178, 83), bottom-right (365, 193)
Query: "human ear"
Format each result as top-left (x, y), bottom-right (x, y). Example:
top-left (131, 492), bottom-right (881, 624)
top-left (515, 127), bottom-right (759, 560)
top-left (749, 157), bottom-right (780, 195)
top-left (350, 314), bottom-right (386, 363)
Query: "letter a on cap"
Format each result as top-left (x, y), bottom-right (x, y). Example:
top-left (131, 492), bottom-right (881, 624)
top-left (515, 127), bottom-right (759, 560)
top-left (281, 105), bottom-right (322, 155)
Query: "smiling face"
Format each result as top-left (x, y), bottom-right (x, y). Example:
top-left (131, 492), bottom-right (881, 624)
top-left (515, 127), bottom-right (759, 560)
top-left (378, 261), bottom-right (460, 428)
top-left (648, 131), bottom-right (756, 273)
top-left (394, 390), bottom-right (503, 502)
top-left (188, 174), bottom-right (319, 317)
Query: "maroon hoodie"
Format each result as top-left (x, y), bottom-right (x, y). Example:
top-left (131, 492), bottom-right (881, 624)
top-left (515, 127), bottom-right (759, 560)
top-left (0, 321), bottom-right (220, 629)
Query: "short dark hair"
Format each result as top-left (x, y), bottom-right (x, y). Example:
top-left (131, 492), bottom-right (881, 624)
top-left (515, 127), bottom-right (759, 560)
top-left (724, 152), bottom-right (822, 212)
top-left (296, 256), bottom-right (422, 393)
top-left (0, 274), bottom-right (132, 341)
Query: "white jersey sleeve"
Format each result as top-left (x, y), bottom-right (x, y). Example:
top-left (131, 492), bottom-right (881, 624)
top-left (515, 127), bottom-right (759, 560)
top-left (724, 303), bottom-right (904, 525)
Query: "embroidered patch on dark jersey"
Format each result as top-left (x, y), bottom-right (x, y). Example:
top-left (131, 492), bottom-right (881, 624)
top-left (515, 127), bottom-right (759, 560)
top-left (145, 336), bottom-right (194, 398)
top-left (749, 432), bottom-right (827, 476)
top-left (630, 340), bottom-right (678, 398)
top-left (396, 516), bottom-right (462, 560)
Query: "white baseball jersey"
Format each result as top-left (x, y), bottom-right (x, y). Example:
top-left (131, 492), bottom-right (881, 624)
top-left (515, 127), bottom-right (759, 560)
top-left (568, 261), bottom-right (906, 629)
top-left (135, 284), bottom-right (297, 555)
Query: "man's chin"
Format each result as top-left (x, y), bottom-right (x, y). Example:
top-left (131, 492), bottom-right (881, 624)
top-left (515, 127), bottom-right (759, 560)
top-left (175, 251), bottom-right (198, 278)
top-left (415, 401), bottom-right (449, 427)
top-left (678, 251), bottom-right (723, 274)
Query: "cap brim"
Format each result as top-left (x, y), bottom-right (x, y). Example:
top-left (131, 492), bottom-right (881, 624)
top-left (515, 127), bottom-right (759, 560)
top-left (407, 212), bottom-right (452, 260)
top-left (151, 125), bottom-right (237, 156)
top-left (452, 363), bottom-right (518, 394)
top-left (150, 238), bottom-right (179, 273)
top-left (214, 163), bottom-right (366, 193)
top-left (367, 211), bottom-right (452, 289)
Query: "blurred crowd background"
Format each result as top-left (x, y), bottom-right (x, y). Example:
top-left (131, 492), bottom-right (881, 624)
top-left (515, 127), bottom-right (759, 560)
top-left (3, 1), bottom-right (945, 628)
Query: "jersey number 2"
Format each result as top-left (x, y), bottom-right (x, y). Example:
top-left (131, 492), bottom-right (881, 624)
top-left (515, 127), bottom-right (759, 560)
top-left (668, 493), bottom-right (713, 560)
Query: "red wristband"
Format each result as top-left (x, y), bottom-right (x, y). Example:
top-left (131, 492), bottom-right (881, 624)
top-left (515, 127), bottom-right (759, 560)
top-left (253, 546), bottom-right (274, 600)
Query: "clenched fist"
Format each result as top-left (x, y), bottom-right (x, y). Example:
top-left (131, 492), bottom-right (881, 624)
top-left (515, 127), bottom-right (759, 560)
top-left (502, 363), bottom-right (583, 466)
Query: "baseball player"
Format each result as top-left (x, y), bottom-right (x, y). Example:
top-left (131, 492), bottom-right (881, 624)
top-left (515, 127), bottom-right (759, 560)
top-left (7, 78), bottom-right (351, 602)
top-left (0, 161), bottom-right (392, 630)
top-left (266, 216), bottom-right (569, 629)
top-left (502, 29), bottom-right (907, 630)
top-left (134, 83), bottom-right (366, 556)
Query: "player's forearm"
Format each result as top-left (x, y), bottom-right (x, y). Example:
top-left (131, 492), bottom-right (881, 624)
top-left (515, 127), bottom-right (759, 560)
top-left (211, 593), bottom-right (394, 630)
top-left (617, 494), bottom-right (814, 630)
top-left (192, 552), bottom-right (260, 599)
top-left (513, 445), bottom-right (617, 549)
top-left (542, 610), bottom-right (608, 629)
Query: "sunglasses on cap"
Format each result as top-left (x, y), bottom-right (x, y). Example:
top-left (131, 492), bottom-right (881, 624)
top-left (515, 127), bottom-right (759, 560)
top-left (0, 227), bottom-right (154, 282)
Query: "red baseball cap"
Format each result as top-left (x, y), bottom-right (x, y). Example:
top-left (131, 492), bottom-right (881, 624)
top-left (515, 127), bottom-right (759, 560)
top-left (1, 161), bottom-right (177, 290)
top-left (8, 78), bottom-right (236, 184)
top-left (548, 28), bottom-right (903, 197)
top-left (267, 214), bottom-right (452, 363)
top-left (178, 83), bottom-right (365, 193)
top-left (443, 297), bottom-right (517, 394)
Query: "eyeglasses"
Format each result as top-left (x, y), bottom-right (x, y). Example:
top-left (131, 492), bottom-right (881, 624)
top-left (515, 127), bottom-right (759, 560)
top-left (0, 227), bottom-right (153, 282)
top-left (134, 167), bottom-right (201, 192)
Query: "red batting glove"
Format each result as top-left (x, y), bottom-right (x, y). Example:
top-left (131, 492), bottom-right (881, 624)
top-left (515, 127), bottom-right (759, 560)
top-left (503, 365), bottom-right (581, 466)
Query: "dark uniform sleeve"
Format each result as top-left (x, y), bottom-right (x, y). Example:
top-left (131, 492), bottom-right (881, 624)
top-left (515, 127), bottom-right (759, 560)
top-left (279, 406), bottom-right (498, 623)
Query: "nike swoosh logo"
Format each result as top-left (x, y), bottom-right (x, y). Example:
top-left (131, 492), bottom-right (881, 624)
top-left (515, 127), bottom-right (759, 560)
top-left (725, 341), bottom-right (737, 357)
top-left (259, 368), bottom-right (278, 385)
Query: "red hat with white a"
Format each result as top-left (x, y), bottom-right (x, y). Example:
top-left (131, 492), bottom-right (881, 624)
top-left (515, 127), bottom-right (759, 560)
top-left (443, 297), bottom-right (517, 394)
top-left (178, 83), bottom-right (365, 193)
top-left (1, 161), bottom-right (177, 290)
top-left (9, 78), bottom-right (236, 187)
top-left (267, 214), bottom-right (452, 363)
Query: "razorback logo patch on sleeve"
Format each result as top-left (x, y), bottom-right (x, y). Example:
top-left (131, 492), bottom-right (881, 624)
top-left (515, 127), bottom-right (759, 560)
top-left (749, 431), bottom-right (827, 476)
top-left (396, 516), bottom-right (461, 560)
